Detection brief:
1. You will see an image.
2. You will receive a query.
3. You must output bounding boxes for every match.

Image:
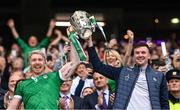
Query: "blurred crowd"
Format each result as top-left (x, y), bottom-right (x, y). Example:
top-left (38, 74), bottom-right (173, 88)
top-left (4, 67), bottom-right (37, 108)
top-left (0, 18), bottom-right (179, 110)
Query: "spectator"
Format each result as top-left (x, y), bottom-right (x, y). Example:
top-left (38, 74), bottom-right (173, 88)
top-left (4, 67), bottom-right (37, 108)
top-left (82, 87), bottom-right (94, 98)
top-left (3, 71), bottom-right (25, 109)
top-left (12, 57), bottom-right (24, 72)
top-left (70, 62), bottom-right (94, 98)
top-left (166, 69), bottom-right (180, 110)
top-left (0, 56), bottom-right (10, 90)
top-left (86, 34), bottom-right (169, 109)
top-left (59, 79), bottom-right (83, 109)
top-left (108, 34), bottom-right (119, 51)
top-left (83, 72), bottom-right (114, 109)
top-left (172, 50), bottom-right (180, 70)
top-left (10, 43), bottom-right (22, 58)
top-left (7, 47), bottom-right (79, 109)
top-left (7, 19), bottom-right (56, 67)
top-left (103, 30), bottom-right (134, 92)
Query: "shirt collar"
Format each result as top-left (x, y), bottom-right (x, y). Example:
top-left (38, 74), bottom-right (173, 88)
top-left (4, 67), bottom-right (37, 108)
top-left (169, 93), bottom-right (180, 104)
top-left (60, 92), bottom-right (71, 98)
top-left (140, 65), bottom-right (148, 72)
top-left (97, 87), bottom-right (109, 96)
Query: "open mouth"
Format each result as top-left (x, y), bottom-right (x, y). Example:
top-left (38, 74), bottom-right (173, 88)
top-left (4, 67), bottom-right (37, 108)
top-left (32, 65), bottom-right (43, 72)
top-left (34, 65), bottom-right (42, 69)
top-left (137, 57), bottom-right (145, 62)
top-left (62, 84), bottom-right (70, 88)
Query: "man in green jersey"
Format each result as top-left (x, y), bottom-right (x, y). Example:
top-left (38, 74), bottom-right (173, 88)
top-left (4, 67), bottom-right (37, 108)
top-left (7, 18), bottom-right (56, 67)
top-left (7, 45), bottom-right (79, 109)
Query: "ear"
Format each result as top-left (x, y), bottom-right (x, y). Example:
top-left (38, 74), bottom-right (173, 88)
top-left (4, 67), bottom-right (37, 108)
top-left (148, 53), bottom-right (151, 59)
top-left (106, 78), bottom-right (109, 84)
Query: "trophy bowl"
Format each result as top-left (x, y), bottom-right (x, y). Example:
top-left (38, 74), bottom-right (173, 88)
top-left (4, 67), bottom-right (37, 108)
top-left (70, 10), bottom-right (94, 40)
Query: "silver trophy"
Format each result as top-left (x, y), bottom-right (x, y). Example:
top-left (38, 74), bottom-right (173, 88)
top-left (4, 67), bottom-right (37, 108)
top-left (70, 10), bottom-right (107, 40)
top-left (70, 10), bottom-right (95, 39)
top-left (69, 10), bottom-right (107, 61)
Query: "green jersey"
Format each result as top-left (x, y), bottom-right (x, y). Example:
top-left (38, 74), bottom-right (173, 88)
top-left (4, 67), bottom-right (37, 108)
top-left (14, 71), bottom-right (63, 109)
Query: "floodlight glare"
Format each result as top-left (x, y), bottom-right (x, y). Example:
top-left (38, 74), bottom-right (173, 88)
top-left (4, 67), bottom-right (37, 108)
top-left (171, 18), bottom-right (179, 24)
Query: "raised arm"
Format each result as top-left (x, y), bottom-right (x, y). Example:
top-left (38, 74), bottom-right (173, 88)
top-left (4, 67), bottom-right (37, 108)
top-left (7, 19), bottom-right (20, 39)
top-left (49, 29), bottom-right (63, 46)
top-left (123, 30), bottom-right (134, 66)
top-left (58, 27), bottom-right (80, 80)
top-left (46, 19), bottom-right (56, 37)
top-left (49, 29), bottom-right (70, 46)
top-left (59, 44), bottom-right (80, 80)
top-left (86, 35), bottom-right (121, 81)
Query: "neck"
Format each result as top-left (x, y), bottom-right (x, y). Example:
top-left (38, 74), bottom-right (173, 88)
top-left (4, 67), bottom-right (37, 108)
top-left (97, 86), bottom-right (108, 92)
top-left (170, 91), bottom-right (180, 98)
top-left (61, 91), bottom-right (70, 96)
top-left (8, 91), bottom-right (14, 97)
top-left (139, 63), bottom-right (148, 69)
top-left (32, 73), bottom-right (41, 77)
top-left (31, 70), bottom-right (44, 77)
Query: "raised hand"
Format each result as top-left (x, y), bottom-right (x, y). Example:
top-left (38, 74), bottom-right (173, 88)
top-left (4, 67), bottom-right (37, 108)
top-left (49, 19), bottom-right (56, 28)
top-left (66, 26), bottom-right (75, 36)
top-left (46, 19), bottom-right (56, 37)
top-left (63, 44), bottom-right (71, 54)
top-left (124, 29), bottom-right (134, 66)
top-left (7, 19), bottom-right (15, 29)
top-left (85, 35), bottom-right (93, 47)
top-left (127, 30), bottom-right (134, 39)
top-left (7, 19), bottom-right (19, 39)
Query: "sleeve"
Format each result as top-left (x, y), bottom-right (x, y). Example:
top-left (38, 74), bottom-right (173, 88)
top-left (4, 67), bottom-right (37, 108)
top-left (37, 36), bottom-right (49, 48)
top-left (87, 46), bottom-right (122, 81)
top-left (160, 74), bottom-right (170, 109)
top-left (16, 38), bottom-right (29, 50)
top-left (58, 70), bottom-right (66, 81)
top-left (95, 104), bottom-right (101, 110)
top-left (54, 71), bottom-right (64, 86)
top-left (14, 82), bottom-right (23, 100)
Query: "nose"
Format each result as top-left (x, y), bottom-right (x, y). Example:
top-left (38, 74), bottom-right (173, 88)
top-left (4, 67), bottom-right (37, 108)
top-left (138, 52), bottom-right (143, 56)
top-left (97, 78), bottom-right (101, 82)
top-left (172, 81), bottom-right (177, 84)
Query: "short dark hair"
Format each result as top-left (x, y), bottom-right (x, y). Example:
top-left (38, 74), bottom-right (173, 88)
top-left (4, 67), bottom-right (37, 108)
top-left (133, 41), bottom-right (152, 54)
